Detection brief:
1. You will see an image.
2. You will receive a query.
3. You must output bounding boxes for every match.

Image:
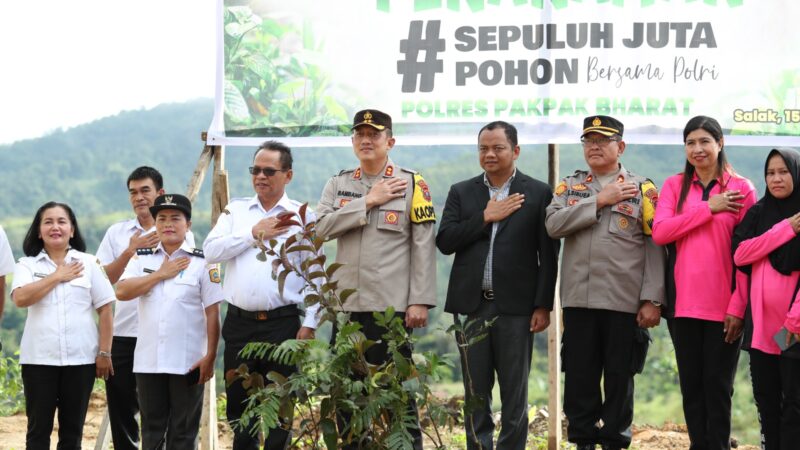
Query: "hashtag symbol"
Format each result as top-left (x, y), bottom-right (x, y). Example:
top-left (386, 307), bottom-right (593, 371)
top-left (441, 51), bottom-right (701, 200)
top-left (397, 20), bottom-right (445, 93)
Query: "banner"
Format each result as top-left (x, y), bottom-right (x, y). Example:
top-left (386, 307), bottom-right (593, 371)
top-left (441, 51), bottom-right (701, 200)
top-left (207, 0), bottom-right (800, 147)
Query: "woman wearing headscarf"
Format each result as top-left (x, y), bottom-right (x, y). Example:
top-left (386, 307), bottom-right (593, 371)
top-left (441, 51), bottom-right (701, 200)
top-left (729, 148), bottom-right (800, 450)
top-left (652, 116), bottom-right (757, 450)
top-left (11, 201), bottom-right (115, 450)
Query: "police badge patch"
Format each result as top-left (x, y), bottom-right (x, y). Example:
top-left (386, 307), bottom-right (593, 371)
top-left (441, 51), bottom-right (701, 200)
top-left (209, 266), bottom-right (221, 283)
top-left (555, 181), bottom-right (567, 197)
top-left (384, 211), bottom-right (400, 225)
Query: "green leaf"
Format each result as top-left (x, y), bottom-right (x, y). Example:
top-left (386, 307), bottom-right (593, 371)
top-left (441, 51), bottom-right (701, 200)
top-left (275, 79), bottom-right (306, 97)
top-left (298, 203), bottom-right (308, 223)
top-left (321, 418), bottom-right (338, 449)
top-left (284, 234), bottom-right (297, 248)
top-left (401, 377), bottom-right (421, 394)
top-left (224, 80), bottom-right (250, 121)
top-left (339, 288), bottom-right (357, 304)
top-left (322, 95), bottom-right (348, 121)
top-left (325, 262), bottom-right (344, 277)
top-left (303, 293), bottom-right (320, 306)
top-left (394, 350), bottom-right (411, 377)
top-left (277, 268), bottom-right (290, 296)
top-left (286, 245), bottom-right (316, 254)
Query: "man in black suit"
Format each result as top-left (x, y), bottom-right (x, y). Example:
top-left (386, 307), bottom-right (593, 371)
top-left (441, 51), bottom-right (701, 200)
top-left (436, 121), bottom-right (560, 450)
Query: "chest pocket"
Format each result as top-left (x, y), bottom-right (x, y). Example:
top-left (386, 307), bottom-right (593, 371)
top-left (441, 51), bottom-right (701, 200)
top-left (609, 201), bottom-right (641, 237)
top-left (172, 270), bottom-right (202, 304)
top-left (67, 275), bottom-right (92, 306)
top-left (377, 197), bottom-right (407, 232)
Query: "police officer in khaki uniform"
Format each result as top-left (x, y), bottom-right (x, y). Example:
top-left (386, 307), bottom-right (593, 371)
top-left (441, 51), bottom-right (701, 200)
top-left (545, 116), bottom-right (665, 450)
top-left (315, 109), bottom-right (436, 450)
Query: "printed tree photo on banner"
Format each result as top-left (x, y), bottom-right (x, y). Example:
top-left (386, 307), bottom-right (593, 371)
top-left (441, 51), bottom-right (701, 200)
top-left (207, 0), bottom-right (800, 147)
top-left (220, 4), bottom-right (352, 138)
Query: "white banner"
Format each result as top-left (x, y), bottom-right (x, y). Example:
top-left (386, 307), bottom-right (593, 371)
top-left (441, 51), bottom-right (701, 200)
top-left (207, 0), bottom-right (800, 146)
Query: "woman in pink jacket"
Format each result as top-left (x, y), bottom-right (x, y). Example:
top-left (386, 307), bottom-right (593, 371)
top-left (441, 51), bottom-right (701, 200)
top-left (730, 148), bottom-right (800, 450)
top-left (652, 116), bottom-right (756, 450)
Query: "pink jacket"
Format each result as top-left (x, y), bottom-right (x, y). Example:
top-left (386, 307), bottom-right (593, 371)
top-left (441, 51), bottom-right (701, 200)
top-left (728, 219), bottom-right (800, 354)
top-left (652, 172), bottom-right (756, 322)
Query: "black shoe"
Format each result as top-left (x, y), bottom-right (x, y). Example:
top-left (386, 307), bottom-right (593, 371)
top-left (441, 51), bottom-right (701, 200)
top-left (600, 446), bottom-right (622, 450)
top-left (576, 445), bottom-right (596, 450)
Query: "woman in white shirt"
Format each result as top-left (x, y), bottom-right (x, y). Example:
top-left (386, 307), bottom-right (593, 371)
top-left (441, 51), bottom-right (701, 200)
top-left (11, 201), bottom-right (115, 450)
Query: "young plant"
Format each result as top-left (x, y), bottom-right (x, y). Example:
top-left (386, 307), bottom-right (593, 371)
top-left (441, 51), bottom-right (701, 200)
top-left (226, 204), bottom-right (483, 449)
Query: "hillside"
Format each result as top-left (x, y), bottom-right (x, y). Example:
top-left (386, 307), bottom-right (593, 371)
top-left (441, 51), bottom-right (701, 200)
top-left (0, 99), bottom-right (781, 444)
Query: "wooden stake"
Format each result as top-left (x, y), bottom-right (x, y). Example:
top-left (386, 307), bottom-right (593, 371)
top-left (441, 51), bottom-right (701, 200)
top-left (186, 145), bottom-right (214, 203)
top-left (194, 133), bottom-right (230, 450)
top-left (211, 145), bottom-right (229, 226)
top-left (547, 143), bottom-right (562, 450)
top-left (93, 411), bottom-right (113, 450)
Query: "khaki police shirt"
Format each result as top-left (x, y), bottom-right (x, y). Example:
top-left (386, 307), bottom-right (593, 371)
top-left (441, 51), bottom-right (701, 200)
top-left (315, 158), bottom-right (437, 312)
top-left (545, 165), bottom-right (665, 314)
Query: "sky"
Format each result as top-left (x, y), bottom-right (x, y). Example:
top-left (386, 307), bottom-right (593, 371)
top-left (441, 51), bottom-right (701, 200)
top-left (0, 0), bottom-right (216, 145)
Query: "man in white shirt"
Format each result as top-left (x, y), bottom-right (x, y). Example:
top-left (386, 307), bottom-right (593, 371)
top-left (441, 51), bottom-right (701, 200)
top-left (96, 166), bottom-right (195, 450)
top-left (204, 141), bottom-right (319, 450)
top-left (116, 194), bottom-right (222, 450)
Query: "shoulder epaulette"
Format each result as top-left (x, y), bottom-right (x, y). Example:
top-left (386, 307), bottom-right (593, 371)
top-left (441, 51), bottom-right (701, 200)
top-left (399, 167), bottom-right (418, 175)
top-left (338, 168), bottom-right (355, 176)
top-left (571, 169), bottom-right (588, 176)
top-left (223, 198), bottom-right (252, 214)
top-left (136, 248), bottom-right (155, 255)
top-left (191, 248), bottom-right (205, 258)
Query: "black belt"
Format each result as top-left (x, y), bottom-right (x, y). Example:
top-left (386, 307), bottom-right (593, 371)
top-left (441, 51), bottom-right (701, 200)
top-left (228, 304), bottom-right (299, 321)
top-left (482, 289), bottom-right (494, 301)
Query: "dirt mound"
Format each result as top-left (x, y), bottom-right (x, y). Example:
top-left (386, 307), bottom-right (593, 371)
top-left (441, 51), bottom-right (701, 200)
top-left (0, 394), bottom-right (759, 449)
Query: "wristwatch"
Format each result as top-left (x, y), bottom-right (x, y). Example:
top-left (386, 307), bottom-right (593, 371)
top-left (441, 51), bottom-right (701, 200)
top-left (97, 350), bottom-right (112, 358)
top-left (649, 300), bottom-right (663, 307)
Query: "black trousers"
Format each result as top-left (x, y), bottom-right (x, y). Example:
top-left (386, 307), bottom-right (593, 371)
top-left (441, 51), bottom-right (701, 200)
top-left (223, 311), bottom-right (300, 450)
top-left (562, 308), bottom-right (641, 449)
top-left (457, 299), bottom-right (534, 450)
top-left (21, 363), bottom-right (96, 450)
top-left (105, 336), bottom-right (140, 450)
top-left (668, 317), bottom-right (741, 450)
top-left (332, 311), bottom-right (423, 450)
top-left (748, 349), bottom-right (800, 450)
top-left (136, 372), bottom-right (204, 450)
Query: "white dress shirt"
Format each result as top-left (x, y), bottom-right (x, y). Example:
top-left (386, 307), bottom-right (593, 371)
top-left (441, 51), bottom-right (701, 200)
top-left (96, 218), bottom-right (195, 337)
top-left (120, 242), bottom-right (223, 374)
top-left (0, 226), bottom-right (14, 276)
top-left (12, 249), bottom-right (116, 365)
top-left (203, 194), bottom-right (320, 329)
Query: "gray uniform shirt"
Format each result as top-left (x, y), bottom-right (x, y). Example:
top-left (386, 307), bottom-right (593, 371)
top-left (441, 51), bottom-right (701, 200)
top-left (315, 158), bottom-right (437, 312)
top-left (545, 165), bottom-right (665, 313)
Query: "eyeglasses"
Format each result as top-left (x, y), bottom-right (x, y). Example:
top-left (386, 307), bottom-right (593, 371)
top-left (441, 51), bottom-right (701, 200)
top-left (581, 136), bottom-right (619, 147)
top-left (249, 166), bottom-right (287, 177)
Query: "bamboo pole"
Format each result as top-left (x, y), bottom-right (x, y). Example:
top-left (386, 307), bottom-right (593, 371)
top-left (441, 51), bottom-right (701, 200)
top-left (186, 133), bottom-right (215, 203)
top-left (547, 143), bottom-right (562, 450)
top-left (93, 412), bottom-right (113, 450)
top-left (189, 133), bottom-right (230, 450)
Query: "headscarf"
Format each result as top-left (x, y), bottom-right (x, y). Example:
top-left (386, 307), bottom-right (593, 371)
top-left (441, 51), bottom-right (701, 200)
top-left (733, 148), bottom-right (800, 275)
